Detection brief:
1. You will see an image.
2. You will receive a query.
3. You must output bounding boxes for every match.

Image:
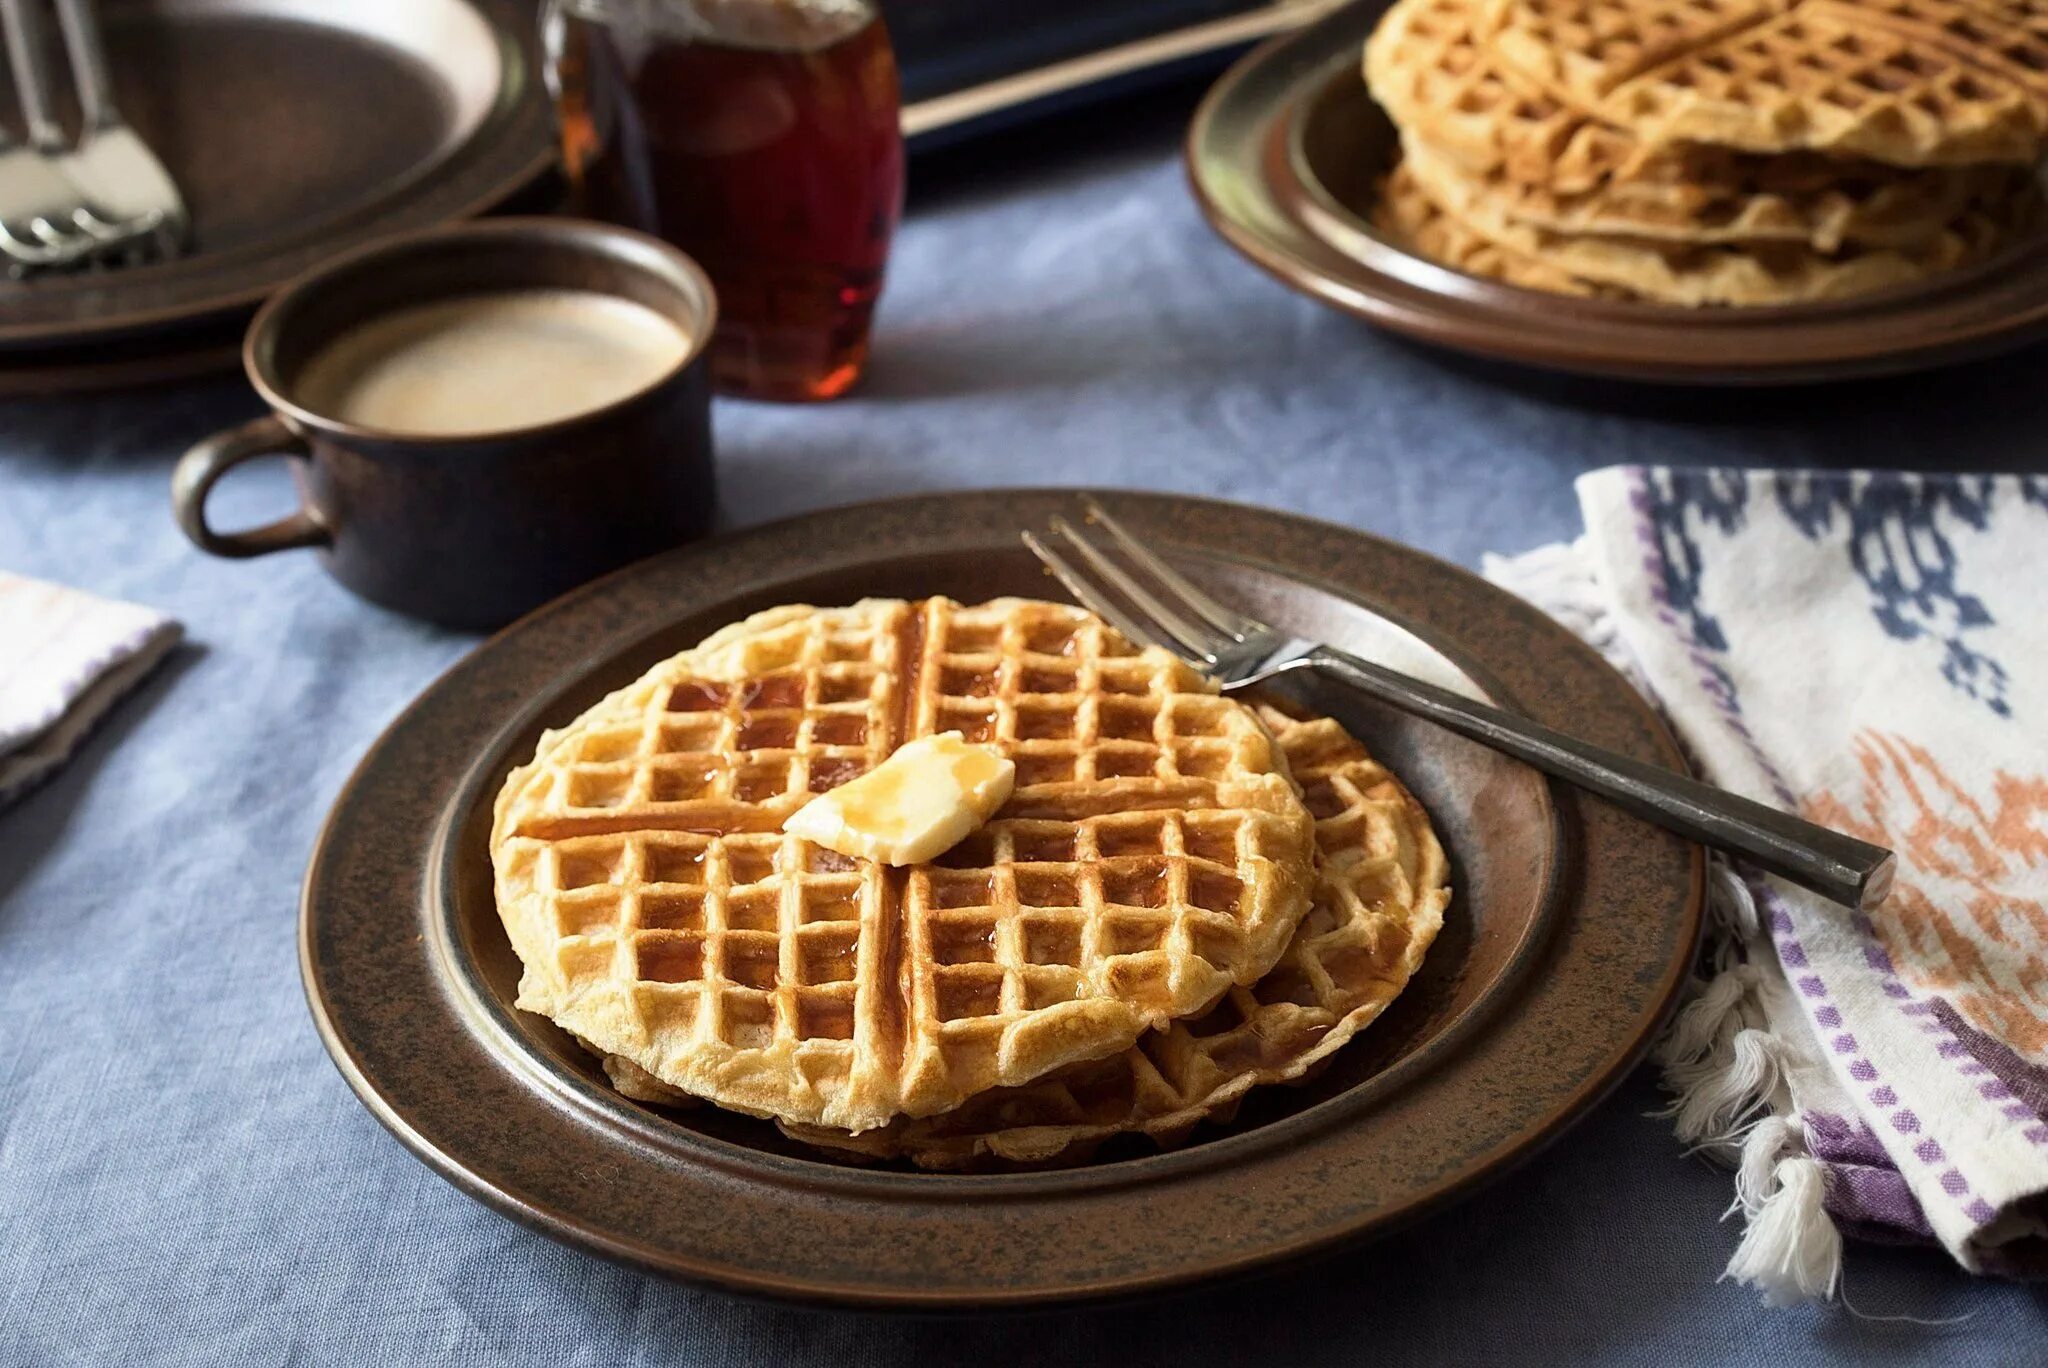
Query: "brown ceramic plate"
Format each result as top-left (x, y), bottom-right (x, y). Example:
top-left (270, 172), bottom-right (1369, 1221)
top-left (1186, 0), bottom-right (2048, 385)
top-left (301, 490), bottom-right (1700, 1308)
top-left (0, 0), bottom-right (553, 364)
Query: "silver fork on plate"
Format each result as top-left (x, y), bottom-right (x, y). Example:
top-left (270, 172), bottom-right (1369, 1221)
top-left (1024, 499), bottom-right (1897, 911)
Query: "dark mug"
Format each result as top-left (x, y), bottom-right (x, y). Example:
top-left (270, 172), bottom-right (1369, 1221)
top-left (171, 217), bottom-right (718, 629)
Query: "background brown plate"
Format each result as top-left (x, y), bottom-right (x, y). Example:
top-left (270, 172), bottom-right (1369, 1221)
top-left (1186, 0), bottom-right (2048, 385)
top-left (0, 0), bottom-right (553, 361)
top-left (301, 490), bottom-right (1701, 1308)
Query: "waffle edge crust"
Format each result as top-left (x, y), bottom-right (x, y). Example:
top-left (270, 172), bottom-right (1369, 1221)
top-left (490, 598), bottom-right (1320, 1134)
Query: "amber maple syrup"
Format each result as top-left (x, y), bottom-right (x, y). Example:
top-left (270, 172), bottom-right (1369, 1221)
top-left (549, 0), bottom-right (905, 401)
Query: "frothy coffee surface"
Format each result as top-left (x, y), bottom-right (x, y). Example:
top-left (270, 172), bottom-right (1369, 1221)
top-left (294, 289), bottom-right (691, 435)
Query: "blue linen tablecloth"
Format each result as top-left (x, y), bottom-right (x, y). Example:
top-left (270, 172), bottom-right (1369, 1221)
top-left (5, 88), bottom-right (2048, 1366)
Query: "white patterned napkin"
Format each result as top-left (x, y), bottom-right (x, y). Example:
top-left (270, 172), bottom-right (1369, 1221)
top-left (1486, 468), bottom-right (2048, 1306)
top-left (0, 572), bottom-right (181, 807)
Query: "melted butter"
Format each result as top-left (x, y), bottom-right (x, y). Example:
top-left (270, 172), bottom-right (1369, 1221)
top-left (784, 733), bottom-right (1015, 866)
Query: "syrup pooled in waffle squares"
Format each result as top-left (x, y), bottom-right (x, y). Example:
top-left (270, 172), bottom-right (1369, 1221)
top-left (490, 598), bottom-right (1319, 1134)
top-left (1362, 0), bottom-right (2048, 302)
top-left (776, 705), bottom-right (1451, 1169)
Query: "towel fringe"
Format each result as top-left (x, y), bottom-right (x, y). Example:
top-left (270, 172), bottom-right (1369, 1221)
top-left (1652, 861), bottom-right (1843, 1306)
top-left (1667, 1028), bottom-right (1785, 1159)
top-left (1732, 1114), bottom-right (1800, 1219)
top-left (1654, 963), bottom-right (1759, 1070)
top-left (1722, 1149), bottom-right (1843, 1308)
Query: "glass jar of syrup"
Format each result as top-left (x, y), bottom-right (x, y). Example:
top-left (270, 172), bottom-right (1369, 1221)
top-left (545, 0), bottom-right (905, 401)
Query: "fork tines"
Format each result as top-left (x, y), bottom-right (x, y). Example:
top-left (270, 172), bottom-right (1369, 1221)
top-left (0, 0), bottom-right (184, 274)
top-left (1026, 499), bottom-right (1260, 667)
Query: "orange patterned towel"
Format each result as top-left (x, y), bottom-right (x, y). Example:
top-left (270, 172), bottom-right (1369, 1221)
top-left (1489, 468), bottom-right (2048, 1306)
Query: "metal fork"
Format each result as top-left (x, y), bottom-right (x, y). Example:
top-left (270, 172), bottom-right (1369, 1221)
top-left (47, 0), bottom-right (186, 253)
top-left (1025, 500), bottom-right (1896, 911)
top-left (0, 0), bottom-right (104, 268)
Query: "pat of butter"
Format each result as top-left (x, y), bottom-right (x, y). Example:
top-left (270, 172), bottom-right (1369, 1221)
top-left (784, 732), bottom-right (1015, 867)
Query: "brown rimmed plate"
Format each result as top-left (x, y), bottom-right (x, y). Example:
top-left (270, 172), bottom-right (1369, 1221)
top-left (301, 490), bottom-right (1701, 1308)
top-left (0, 0), bottom-right (553, 369)
top-left (1185, 0), bottom-right (2048, 385)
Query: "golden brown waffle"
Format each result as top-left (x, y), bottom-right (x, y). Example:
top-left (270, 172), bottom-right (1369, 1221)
top-left (491, 599), bottom-right (1318, 1134)
top-left (1367, 0), bottom-right (2022, 250)
top-left (1492, 0), bottom-right (2048, 165)
top-left (1366, 0), bottom-right (1649, 191)
top-left (775, 706), bottom-right (1450, 1169)
top-left (1400, 133), bottom-right (2028, 301)
top-left (1450, 138), bottom-right (2021, 249)
top-left (1373, 161), bottom-right (1626, 296)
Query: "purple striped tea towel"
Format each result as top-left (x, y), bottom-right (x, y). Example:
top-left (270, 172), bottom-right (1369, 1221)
top-left (0, 571), bottom-right (179, 808)
top-left (1485, 468), bottom-right (2048, 1306)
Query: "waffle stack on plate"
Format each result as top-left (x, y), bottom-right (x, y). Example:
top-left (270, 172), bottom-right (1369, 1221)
top-left (492, 598), bottom-right (1449, 1167)
top-left (1363, 0), bottom-right (2048, 304)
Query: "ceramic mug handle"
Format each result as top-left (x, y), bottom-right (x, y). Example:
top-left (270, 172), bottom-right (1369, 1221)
top-left (172, 415), bottom-right (331, 558)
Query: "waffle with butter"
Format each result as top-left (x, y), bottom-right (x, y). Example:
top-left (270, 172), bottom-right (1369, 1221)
top-left (775, 705), bottom-right (1450, 1169)
top-left (491, 598), bottom-right (1318, 1134)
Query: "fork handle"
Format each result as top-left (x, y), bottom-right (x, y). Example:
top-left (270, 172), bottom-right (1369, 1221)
top-left (0, 0), bottom-right (65, 147)
top-left (1302, 645), bottom-right (1895, 910)
top-left (51, 0), bottom-right (116, 129)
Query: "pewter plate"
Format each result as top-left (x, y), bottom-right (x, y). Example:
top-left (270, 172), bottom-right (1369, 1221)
top-left (301, 490), bottom-right (1702, 1307)
top-left (0, 0), bottom-right (552, 354)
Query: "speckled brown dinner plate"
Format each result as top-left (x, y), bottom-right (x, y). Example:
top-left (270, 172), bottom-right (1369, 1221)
top-left (1185, 1), bottom-right (2048, 385)
top-left (0, 0), bottom-right (553, 378)
top-left (301, 490), bottom-right (1701, 1308)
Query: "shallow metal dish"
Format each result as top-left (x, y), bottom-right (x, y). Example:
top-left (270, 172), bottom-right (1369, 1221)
top-left (301, 490), bottom-right (1701, 1308)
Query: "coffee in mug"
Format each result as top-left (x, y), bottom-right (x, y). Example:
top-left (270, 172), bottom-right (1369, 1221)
top-left (292, 289), bottom-right (693, 436)
top-left (171, 219), bottom-right (719, 629)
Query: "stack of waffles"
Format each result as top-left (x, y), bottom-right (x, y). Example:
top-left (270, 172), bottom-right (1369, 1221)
top-left (491, 598), bottom-right (1450, 1168)
top-left (1363, 0), bottom-right (2048, 304)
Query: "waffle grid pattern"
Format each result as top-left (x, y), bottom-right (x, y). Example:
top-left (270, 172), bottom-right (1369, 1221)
top-left (492, 599), bottom-right (1318, 1133)
top-left (1529, 0), bottom-right (2048, 165)
top-left (1368, 0), bottom-right (2032, 234)
top-left (1490, 0), bottom-right (1792, 102)
top-left (784, 708), bottom-right (1452, 1169)
top-left (1365, 0), bottom-right (2048, 300)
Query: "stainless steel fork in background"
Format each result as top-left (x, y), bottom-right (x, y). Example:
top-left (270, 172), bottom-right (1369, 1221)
top-left (0, 0), bottom-right (103, 267)
top-left (47, 0), bottom-right (187, 250)
top-left (0, 0), bottom-right (185, 273)
top-left (1026, 499), bottom-right (1897, 911)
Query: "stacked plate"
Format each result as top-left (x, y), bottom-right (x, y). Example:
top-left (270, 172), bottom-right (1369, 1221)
top-left (302, 493), bottom-right (1701, 1303)
top-left (0, 0), bottom-right (552, 395)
